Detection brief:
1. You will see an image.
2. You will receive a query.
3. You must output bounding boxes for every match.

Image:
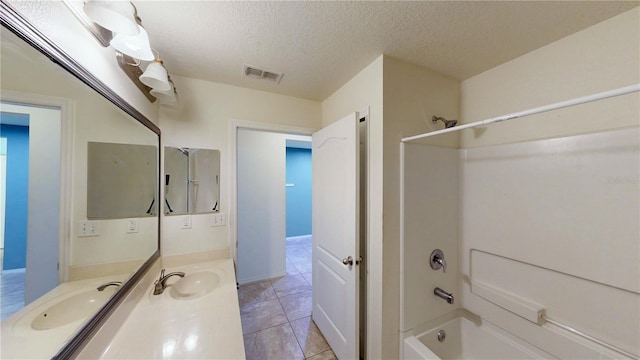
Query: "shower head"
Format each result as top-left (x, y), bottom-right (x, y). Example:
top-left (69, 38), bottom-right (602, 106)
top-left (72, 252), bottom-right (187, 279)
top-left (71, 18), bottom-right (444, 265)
top-left (432, 116), bottom-right (457, 129)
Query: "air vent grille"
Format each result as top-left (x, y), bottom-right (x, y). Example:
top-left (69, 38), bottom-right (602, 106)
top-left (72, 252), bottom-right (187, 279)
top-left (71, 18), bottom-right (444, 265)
top-left (242, 64), bottom-right (284, 84)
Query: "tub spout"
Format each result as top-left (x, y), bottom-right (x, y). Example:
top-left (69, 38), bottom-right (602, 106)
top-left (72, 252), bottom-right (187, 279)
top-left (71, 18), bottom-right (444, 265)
top-left (434, 287), bottom-right (454, 304)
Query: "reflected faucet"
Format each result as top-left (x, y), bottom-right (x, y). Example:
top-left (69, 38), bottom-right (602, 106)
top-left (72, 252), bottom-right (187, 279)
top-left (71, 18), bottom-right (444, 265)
top-left (434, 287), bottom-right (454, 304)
top-left (153, 269), bottom-right (185, 295)
top-left (97, 281), bottom-right (122, 291)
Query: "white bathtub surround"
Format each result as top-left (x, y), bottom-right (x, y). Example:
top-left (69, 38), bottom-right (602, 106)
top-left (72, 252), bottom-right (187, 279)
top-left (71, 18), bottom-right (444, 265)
top-left (0, 273), bottom-right (130, 359)
top-left (402, 309), bottom-right (554, 360)
top-left (95, 258), bottom-right (245, 359)
top-left (401, 128), bottom-right (640, 360)
top-left (460, 128), bottom-right (639, 358)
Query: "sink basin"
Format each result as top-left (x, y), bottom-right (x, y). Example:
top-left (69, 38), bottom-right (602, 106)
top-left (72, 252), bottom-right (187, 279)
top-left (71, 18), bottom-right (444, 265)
top-left (169, 271), bottom-right (220, 300)
top-left (31, 286), bottom-right (117, 330)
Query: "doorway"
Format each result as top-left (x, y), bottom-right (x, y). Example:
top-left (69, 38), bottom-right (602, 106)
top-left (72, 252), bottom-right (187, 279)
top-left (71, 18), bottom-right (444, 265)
top-left (0, 101), bottom-right (63, 320)
top-left (233, 123), bottom-right (333, 358)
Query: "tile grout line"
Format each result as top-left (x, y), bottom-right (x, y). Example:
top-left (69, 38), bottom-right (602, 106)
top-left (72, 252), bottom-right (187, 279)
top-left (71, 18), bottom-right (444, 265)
top-left (274, 286), bottom-right (306, 359)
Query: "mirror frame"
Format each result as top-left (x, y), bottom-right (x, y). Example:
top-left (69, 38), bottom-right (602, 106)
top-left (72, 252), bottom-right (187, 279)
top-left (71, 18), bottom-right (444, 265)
top-left (1, 3), bottom-right (161, 359)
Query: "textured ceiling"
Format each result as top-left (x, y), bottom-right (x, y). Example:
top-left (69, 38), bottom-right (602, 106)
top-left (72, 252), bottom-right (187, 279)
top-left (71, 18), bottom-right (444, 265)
top-left (133, 1), bottom-right (638, 101)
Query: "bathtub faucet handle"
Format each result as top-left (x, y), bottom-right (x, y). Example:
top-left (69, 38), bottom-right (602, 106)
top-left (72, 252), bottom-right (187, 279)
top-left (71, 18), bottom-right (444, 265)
top-left (430, 249), bottom-right (447, 273)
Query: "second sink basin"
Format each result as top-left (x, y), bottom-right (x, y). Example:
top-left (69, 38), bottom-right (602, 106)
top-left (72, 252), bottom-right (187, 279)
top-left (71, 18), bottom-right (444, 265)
top-left (31, 286), bottom-right (117, 330)
top-left (169, 271), bottom-right (220, 300)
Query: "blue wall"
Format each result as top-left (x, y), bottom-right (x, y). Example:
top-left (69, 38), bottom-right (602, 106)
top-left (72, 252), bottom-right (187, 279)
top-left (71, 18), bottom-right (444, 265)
top-left (1, 122), bottom-right (29, 270)
top-left (286, 147), bottom-right (312, 237)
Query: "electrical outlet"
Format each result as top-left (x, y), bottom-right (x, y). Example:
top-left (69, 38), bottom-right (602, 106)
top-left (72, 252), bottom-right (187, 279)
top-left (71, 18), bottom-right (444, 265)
top-left (78, 221), bottom-right (100, 237)
top-left (127, 219), bottom-right (138, 233)
top-left (181, 215), bottom-right (192, 229)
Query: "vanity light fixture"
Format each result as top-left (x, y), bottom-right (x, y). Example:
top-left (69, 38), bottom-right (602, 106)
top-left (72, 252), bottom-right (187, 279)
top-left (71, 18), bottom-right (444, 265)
top-left (140, 55), bottom-right (171, 92)
top-left (110, 20), bottom-right (154, 61)
top-left (83, 0), bottom-right (139, 36)
top-left (64, 0), bottom-right (179, 105)
top-left (150, 77), bottom-right (178, 105)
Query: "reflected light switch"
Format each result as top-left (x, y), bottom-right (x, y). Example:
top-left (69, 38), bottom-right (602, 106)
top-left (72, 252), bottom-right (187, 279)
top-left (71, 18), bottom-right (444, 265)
top-left (127, 219), bottom-right (138, 233)
top-left (211, 213), bottom-right (226, 227)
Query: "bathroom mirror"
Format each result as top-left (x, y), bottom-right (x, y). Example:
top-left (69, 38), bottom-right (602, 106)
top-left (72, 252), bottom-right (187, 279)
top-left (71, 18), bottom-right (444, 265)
top-left (1, 4), bottom-right (159, 359)
top-left (164, 147), bottom-right (221, 215)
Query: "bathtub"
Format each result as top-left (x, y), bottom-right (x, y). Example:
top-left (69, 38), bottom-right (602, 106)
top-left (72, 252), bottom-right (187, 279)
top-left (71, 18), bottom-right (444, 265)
top-left (403, 310), bottom-right (553, 359)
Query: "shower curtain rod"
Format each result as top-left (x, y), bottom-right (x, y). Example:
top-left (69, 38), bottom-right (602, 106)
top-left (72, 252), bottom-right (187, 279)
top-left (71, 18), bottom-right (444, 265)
top-left (401, 83), bottom-right (640, 143)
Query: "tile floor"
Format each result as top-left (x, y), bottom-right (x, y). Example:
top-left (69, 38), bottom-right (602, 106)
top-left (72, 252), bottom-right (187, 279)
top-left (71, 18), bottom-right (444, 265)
top-left (0, 267), bottom-right (26, 321)
top-left (238, 236), bottom-right (336, 360)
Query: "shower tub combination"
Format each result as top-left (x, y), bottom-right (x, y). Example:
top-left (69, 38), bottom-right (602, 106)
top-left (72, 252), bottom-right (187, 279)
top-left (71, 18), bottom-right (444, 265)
top-left (403, 310), bottom-right (553, 360)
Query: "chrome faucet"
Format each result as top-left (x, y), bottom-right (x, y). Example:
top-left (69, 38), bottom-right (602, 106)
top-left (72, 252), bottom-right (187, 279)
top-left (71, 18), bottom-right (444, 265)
top-left (97, 281), bottom-right (122, 291)
top-left (430, 249), bottom-right (447, 273)
top-left (153, 269), bottom-right (185, 295)
top-left (434, 287), bottom-right (454, 304)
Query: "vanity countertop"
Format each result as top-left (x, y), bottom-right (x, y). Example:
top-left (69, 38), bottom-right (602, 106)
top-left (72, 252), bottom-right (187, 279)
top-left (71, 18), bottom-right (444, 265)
top-left (98, 258), bottom-right (245, 359)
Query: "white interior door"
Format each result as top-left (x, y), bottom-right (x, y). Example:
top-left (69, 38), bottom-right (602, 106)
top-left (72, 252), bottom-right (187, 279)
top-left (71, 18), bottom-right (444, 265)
top-left (312, 112), bottom-right (360, 360)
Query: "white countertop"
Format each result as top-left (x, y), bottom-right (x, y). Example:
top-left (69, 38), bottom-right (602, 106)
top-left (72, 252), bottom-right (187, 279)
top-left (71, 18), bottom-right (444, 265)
top-left (99, 258), bottom-right (246, 359)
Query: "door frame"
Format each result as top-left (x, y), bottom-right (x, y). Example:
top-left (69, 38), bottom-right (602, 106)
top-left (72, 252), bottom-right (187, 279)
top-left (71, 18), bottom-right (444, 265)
top-left (0, 90), bottom-right (72, 283)
top-left (228, 112), bottom-right (377, 358)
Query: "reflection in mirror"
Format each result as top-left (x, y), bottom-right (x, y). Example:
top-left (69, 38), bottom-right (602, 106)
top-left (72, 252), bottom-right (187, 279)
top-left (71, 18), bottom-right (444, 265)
top-left (88, 142), bottom-right (158, 219)
top-left (164, 147), bottom-right (220, 215)
top-left (0, 13), bottom-right (159, 360)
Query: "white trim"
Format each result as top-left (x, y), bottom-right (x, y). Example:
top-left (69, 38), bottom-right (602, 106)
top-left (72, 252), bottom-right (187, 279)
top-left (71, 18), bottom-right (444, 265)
top-left (285, 234), bottom-right (312, 243)
top-left (228, 119), bottom-right (317, 266)
top-left (1, 90), bottom-right (73, 283)
top-left (402, 83), bottom-right (640, 142)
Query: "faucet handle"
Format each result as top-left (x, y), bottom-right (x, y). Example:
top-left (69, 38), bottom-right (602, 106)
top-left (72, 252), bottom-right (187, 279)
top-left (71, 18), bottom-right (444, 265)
top-left (430, 249), bottom-right (447, 273)
top-left (159, 269), bottom-right (165, 279)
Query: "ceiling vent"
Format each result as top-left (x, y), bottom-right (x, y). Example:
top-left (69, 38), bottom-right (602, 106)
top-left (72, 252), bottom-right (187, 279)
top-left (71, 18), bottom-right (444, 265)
top-left (242, 64), bottom-right (284, 84)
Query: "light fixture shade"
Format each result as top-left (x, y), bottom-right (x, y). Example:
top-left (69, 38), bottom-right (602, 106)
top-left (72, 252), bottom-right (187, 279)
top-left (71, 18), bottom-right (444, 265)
top-left (110, 25), bottom-right (154, 61)
top-left (83, 1), bottom-right (139, 35)
top-left (140, 60), bottom-right (171, 91)
top-left (150, 82), bottom-right (178, 105)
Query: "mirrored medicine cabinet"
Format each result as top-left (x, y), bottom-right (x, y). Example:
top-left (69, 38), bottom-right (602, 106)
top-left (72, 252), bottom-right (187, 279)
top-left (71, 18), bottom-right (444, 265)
top-left (164, 147), bottom-right (220, 215)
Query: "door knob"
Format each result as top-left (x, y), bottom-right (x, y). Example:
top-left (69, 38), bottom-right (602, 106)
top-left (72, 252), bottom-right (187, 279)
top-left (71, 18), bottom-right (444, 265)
top-left (342, 256), bottom-right (354, 266)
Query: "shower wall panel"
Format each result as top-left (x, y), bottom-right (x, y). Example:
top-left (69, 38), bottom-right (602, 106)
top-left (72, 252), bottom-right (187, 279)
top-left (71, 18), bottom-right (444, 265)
top-left (460, 127), bottom-right (640, 358)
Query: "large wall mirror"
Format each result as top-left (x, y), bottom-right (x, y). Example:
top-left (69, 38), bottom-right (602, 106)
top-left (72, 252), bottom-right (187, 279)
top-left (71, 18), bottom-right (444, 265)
top-left (164, 147), bottom-right (220, 215)
top-left (0, 5), bottom-right (159, 359)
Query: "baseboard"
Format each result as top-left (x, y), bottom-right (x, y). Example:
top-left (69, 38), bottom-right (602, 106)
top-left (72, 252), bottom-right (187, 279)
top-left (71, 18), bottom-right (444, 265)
top-left (286, 234), bottom-right (312, 243)
top-left (238, 270), bottom-right (287, 285)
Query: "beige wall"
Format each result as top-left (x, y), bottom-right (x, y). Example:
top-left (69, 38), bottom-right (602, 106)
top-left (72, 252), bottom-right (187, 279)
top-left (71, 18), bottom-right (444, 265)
top-left (458, 8), bottom-right (639, 358)
top-left (460, 7), bottom-right (639, 148)
top-left (159, 75), bottom-right (321, 256)
top-left (383, 56), bottom-right (460, 359)
top-left (322, 55), bottom-right (460, 359)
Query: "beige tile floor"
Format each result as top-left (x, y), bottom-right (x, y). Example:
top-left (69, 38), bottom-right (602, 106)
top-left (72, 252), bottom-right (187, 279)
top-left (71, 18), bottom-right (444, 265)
top-left (239, 236), bottom-right (336, 360)
top-left (0, 267), bottom-right (26, 321)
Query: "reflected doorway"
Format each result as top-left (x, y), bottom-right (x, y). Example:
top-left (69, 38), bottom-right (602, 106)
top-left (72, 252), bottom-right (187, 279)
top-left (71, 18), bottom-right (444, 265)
top-left (0, 102), bottom-right (61, 320)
